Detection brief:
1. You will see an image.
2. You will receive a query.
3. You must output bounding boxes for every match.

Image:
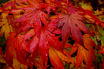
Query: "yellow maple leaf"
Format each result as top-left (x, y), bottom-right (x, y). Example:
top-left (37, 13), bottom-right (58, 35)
top-left (79, 2), bottom-right (93, 11)
top-left (0, 13), bottom-right (14, 38)
top-left (13, 58), bottom-right (28, 69)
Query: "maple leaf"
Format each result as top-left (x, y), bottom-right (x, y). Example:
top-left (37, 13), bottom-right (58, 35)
top-left (6, 31), bottom-right (37, 67)
top-left (4, 1), bottom-right (64, 68)
top-left (15, 35), bottom-right (31, 64)
top-left (12, 58), bottom-right (28, 69)
top-left (6, 32), bottom-right (16, 66)
top-left (5, 29), bottom-right (35, 65)
top-left (79, 2), bottom-right (93, 11)
top-left (49, 47), bottom-right (64, 69)
top-left (76, 44), bottom-right (95, 69)
top-left (78, 8), bottom-right (104, 27)
top-left (0, 13), bottom-right (14, 38)
top-left (6, 23), bottom-right (63, 67)
top-left (13, 9), bottom-right (48, 36)
top-left (58, 13), bottom-right (90, 44)
top-left (49, 47), bottom-right (74, 69)
top-left (70, 34), bottom-right (96, 69)
top-left (28, 25), bottom-right (63, 66)
top-left (6, 0), bottom-right (57, 35)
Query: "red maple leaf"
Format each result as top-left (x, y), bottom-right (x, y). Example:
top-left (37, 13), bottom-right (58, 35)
top-left (6, 23), bottom-right (63, 67)
top-left (57, 13), bottom-right (90, 44)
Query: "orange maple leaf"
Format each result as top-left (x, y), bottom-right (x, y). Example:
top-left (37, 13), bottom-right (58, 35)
top-left (70, 34), bottom-right (96, 69)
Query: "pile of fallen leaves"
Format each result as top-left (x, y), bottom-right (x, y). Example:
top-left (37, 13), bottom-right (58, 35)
top-left (0, 0), bottom-right (104, 69)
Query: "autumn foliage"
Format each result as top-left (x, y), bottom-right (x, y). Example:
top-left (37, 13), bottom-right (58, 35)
top-left (0, 0), bottom-right (104, 69)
